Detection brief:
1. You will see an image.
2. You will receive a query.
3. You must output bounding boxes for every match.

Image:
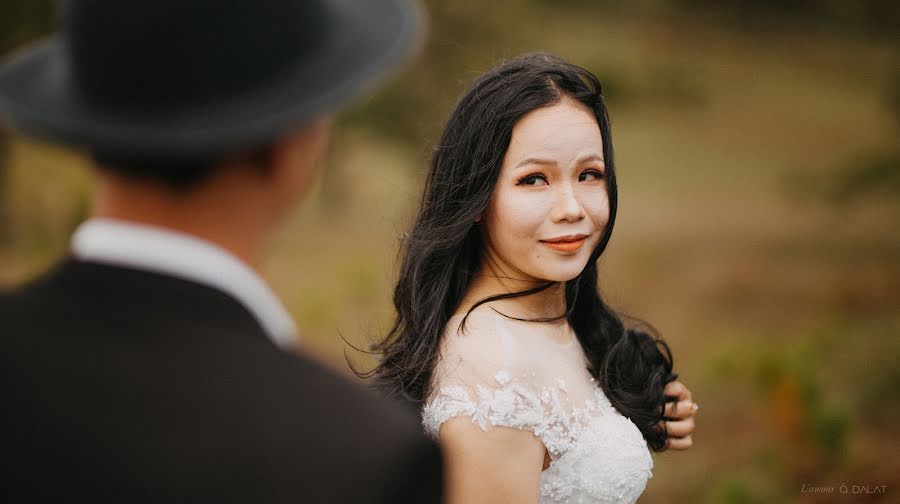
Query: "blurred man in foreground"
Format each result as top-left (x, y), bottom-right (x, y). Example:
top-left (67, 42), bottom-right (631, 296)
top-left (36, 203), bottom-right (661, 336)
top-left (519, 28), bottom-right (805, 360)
top-left (0, 1), bottom-right (442, 502)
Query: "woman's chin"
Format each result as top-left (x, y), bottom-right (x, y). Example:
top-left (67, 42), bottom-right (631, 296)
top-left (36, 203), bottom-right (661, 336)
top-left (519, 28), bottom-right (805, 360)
top-left (535, 265), bottom-right (588, 283)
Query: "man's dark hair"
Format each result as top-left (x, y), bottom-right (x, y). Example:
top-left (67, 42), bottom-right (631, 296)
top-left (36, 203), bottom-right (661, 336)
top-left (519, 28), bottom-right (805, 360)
top-left (92, 145), bottom-right (273, 191)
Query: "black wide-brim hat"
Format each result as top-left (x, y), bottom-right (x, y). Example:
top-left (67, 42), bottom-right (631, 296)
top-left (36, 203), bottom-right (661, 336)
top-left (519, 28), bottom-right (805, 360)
top-left (0, 0), bottom-right (425, 157)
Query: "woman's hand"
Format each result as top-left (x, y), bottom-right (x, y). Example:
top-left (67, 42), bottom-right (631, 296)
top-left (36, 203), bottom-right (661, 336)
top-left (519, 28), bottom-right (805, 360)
top-left (661, 380), bottom-right (697, 451)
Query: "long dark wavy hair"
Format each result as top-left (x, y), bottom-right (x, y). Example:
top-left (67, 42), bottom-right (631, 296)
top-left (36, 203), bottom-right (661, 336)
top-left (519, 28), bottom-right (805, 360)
top-left (362, 53), bottom-right (676, 452)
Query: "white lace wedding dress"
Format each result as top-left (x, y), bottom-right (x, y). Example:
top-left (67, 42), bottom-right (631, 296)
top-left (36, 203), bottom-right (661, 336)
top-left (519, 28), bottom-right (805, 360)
top-left (422, 311), bottom-right (653, 504)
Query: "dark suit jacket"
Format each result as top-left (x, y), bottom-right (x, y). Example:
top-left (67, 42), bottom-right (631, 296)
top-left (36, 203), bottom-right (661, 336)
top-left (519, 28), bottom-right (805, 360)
top-left (0, 259), bottom-right (442, 503)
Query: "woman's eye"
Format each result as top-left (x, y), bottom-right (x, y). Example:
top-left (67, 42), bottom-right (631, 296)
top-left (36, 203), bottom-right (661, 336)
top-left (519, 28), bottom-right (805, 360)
top-left (518, 174), bottom-right (549, 186)
top-left (579, 170), bottom-right (605, 182)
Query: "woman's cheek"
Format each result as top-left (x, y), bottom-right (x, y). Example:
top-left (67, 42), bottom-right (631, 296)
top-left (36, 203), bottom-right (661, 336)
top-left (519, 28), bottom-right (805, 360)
top-left (583, 190), bottom-right (610, 229)
top-left (491, 191), bottom-right (549, 238)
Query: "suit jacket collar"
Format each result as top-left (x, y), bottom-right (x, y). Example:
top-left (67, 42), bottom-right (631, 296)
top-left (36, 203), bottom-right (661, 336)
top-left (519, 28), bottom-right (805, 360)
top-left (70, 218), bottom-right (297, 349)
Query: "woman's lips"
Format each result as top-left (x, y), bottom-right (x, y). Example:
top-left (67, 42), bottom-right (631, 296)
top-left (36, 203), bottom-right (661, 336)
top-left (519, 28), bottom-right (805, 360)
top-left (541, 235), bottom-right (587, 253)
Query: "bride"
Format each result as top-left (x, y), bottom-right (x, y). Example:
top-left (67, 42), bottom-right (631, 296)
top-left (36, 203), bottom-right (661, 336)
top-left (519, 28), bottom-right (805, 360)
top-left (366, 53), bottom-right (698, 503)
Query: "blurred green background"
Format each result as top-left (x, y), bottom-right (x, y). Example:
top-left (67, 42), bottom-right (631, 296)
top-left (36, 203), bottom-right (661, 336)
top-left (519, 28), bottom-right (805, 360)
top-left (1, 1), bottom-right (897, 502)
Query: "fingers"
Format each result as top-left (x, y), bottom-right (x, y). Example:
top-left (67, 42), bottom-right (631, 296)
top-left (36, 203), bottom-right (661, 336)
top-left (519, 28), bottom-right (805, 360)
top-left (662, 381), bottom-right (697, 451)
top-left (664, 380), bottom-right (692, 402)
top-left (665, 435), bottom-right (693, 451)
top-left (663, 417), bottom-right (695, 438)
top-left (664, 400), bottom-right (698, 420)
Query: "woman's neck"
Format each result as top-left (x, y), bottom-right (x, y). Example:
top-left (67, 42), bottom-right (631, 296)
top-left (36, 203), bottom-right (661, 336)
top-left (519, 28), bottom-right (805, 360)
top-left (458, 262), bottom-right (567, 320)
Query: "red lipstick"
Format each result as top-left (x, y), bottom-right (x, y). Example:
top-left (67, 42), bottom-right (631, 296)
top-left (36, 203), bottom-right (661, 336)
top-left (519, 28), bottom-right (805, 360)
top-left (541, 234), bottom-right (587, 254)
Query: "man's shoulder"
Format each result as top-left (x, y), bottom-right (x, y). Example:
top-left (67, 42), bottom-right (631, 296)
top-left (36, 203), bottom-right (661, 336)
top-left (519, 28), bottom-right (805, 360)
top-left (257, 347), bottom-right (427, 441)
top-left (202, 333), bottom-right (442, 500)
top-left (0, 265), bottom-right (61, 324)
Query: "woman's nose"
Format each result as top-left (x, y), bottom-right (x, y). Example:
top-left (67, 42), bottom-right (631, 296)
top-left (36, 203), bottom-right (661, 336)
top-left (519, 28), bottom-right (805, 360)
top-left (552, 185), bottom-right (586, 223)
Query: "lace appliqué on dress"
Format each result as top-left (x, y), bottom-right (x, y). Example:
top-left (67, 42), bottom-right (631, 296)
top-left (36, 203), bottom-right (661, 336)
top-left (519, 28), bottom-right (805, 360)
top-left (423, 370), bottom-right (605, 456)
top-left (422, 371), bottom-right (654, 504)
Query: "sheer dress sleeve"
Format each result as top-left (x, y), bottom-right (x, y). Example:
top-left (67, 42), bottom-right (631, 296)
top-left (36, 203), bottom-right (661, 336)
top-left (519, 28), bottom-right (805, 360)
top-left (422, 311), bottom-right (609, 457)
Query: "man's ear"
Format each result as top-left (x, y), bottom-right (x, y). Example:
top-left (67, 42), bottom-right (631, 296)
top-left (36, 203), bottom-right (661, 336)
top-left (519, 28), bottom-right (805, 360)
top-left (268, 118), bottom-right (332, 202)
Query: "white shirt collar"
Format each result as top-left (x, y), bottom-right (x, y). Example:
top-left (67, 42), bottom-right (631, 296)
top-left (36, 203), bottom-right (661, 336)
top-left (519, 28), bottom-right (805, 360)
top-left (70, 218), bottom-right (297, 349)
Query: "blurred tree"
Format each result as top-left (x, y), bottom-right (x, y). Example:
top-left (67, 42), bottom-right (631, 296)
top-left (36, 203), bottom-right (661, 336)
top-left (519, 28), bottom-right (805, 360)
top-left (670, 0), bottom-right (900, 37)
top-left (0, 0), bottom-right (53, 244)
top-left (342, 0), bottom-right (539, 146)
top-left (0, 124), bottom-right (8, 245)
top-left (827, 69), bottom-right (900, 204)
top-left (0, 0), bottom-right (53, 54)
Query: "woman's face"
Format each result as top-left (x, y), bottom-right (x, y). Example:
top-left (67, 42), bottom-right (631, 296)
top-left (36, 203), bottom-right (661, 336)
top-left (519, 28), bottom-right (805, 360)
top-left (481, 96), bottom-right (609, 283)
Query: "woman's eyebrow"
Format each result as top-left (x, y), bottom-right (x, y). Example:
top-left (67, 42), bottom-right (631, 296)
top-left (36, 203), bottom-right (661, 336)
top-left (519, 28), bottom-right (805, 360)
top-left (514, 153), bottom-right (605, 169)
top-left (514, 157), bottom-right (556, 169)
top-left (576, 153), bottom-right (605, 166)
